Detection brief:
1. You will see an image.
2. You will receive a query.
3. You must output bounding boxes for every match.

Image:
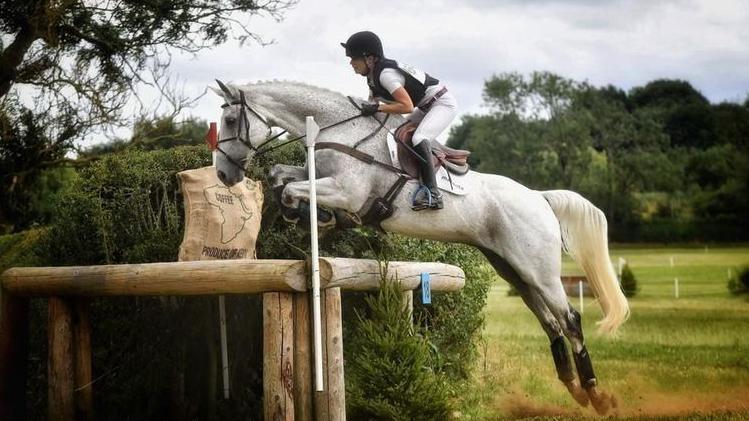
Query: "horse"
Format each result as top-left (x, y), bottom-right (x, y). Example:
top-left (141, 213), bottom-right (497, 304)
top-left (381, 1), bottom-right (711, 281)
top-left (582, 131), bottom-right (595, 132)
top-left (210, 80), bottom-right (628, 414)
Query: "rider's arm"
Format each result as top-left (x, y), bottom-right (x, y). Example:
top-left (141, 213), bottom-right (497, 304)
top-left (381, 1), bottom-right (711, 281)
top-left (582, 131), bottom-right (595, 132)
top-left (378, 87), bottom-right (414, 114)
top-left (376, 69), bottom-right (414, 114)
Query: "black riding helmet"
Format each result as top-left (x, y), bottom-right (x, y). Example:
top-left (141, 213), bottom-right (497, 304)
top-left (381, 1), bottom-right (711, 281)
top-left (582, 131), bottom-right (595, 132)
top-left (341, 31), bottom-right (383, 58)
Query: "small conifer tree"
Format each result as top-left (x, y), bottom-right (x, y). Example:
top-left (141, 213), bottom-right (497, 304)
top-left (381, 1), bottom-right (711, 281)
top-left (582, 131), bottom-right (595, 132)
top-left (346, 277), bottom-right (452, 420)
top-left (727, 266), bottom-right (749, 296)
top-left (620, 263), bottom-right (638, 297)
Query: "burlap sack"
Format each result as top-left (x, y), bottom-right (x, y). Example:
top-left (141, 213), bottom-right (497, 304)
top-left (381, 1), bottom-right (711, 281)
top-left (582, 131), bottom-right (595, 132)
top-left (177, 166), bottom-right (263, 261)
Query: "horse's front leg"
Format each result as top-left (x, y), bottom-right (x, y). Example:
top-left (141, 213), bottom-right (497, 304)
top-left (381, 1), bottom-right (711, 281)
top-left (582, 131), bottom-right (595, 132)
top-left (269, 164), bottom-right (309, 223)
top-left (281, 177), bottom-right (365, 229)
top-left (269, 164), bottom-right (307, 188)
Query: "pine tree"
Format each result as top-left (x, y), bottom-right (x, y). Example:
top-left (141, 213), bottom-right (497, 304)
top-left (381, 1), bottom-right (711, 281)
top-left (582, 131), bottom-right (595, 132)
top-left (621, 263), bottom-right (638, 297)
top-left (346, 277), bottom-right (452, 420)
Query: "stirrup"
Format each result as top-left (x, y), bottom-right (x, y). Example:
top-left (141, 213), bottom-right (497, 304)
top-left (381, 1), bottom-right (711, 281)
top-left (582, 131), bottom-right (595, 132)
top-left (411, 185), bottom-right (443, 211)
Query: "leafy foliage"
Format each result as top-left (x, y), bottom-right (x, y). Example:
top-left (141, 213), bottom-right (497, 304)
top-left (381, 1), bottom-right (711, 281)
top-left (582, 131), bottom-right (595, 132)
top-left (1, 137), bottom-right (493, 419)
top-left (0, 0), bottom-right (295, 231)
top-left (448, 73), bottom-right (749, 241)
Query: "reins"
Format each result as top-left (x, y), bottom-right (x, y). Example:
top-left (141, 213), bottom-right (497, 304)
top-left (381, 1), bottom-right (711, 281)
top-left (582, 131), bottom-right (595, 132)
top-left (216, 92), bottom-right (402, 176)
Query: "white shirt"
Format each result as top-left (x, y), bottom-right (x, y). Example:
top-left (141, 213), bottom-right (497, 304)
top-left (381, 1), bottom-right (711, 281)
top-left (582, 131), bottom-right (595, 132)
top-left (373, 67), bottom-right (444, 108)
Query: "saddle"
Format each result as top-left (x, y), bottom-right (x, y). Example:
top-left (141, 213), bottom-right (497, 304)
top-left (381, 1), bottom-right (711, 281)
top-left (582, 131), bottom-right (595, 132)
top-left (394, 121), bottom-right (471, 178)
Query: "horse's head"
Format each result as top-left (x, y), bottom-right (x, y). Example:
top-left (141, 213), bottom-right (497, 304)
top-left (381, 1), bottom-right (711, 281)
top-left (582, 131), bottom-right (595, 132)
top-left (211, 80), bottom-right (273, 186)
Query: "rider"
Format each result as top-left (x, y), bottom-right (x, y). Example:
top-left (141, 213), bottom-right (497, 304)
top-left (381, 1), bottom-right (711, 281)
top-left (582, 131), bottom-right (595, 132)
top-left (341, 30), bottom-right (458, 211)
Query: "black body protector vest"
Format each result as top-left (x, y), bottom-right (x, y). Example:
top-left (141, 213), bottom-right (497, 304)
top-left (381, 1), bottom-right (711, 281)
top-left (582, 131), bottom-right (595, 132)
top-left (368, 58), bottom-right (439, 106)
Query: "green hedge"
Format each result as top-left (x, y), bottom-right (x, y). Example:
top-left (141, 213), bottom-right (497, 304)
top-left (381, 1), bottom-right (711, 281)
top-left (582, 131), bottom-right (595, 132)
top-left (1, 143), bottom-right (493, 420)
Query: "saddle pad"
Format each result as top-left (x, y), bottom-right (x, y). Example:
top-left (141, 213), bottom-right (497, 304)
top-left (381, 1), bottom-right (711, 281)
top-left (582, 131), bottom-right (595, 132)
top-left (387, 133), bottom-right (470, 196)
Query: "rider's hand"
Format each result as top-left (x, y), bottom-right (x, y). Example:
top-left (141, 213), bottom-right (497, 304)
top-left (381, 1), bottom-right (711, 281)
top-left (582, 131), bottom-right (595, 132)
top-left (360, 101), bottom-right (380, 116)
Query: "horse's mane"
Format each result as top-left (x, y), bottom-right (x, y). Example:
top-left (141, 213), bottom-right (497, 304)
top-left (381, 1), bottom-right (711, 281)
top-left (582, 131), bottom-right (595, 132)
top-left (242, 80), bottom-right (347, 97)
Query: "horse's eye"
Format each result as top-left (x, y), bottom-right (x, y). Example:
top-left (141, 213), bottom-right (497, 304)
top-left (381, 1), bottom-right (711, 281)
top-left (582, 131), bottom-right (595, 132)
top-left (225, 117), bottom-right (236, 125)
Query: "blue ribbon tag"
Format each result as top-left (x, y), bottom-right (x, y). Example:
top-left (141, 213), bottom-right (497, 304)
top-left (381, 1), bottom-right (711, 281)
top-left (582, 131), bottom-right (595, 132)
top-left (420, 272), bottom-right (431, 304)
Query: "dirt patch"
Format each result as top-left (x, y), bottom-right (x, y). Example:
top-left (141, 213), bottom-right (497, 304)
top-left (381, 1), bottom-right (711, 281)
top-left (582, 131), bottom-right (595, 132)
top-left (499, 388), bottom-right (749, 419)
top-left (501, 393), bottom-right (583, 419)
top-left (621, 389), bottom-right (749, 418)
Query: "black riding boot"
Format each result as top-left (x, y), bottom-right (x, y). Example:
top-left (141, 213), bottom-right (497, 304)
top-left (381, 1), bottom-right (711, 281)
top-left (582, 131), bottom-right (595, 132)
top-left (413, 140), bottom-right (443, 210)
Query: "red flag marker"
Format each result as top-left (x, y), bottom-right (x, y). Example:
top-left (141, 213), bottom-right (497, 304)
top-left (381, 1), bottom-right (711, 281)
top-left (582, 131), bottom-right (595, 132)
top-left (205, 122), bottom-right (218, 150)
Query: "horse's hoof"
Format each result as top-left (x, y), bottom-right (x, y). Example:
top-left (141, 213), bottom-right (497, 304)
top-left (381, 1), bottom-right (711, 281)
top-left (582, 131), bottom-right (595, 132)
top-left (588, 387), bottom-right (612, 415)
top-left (565, 382), bottom-right (589, 407)
top-left (280, 206), bottom-right (300, 224)
top-left (333, 210), bottom-right (362, 229)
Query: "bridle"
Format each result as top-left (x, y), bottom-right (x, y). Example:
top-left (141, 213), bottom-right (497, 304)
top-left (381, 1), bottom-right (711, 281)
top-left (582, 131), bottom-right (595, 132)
top-left (215, 88), bottom-right (390, 176)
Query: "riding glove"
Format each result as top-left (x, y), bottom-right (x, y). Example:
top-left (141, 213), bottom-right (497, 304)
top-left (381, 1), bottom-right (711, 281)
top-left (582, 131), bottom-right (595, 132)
top-left (360, 102), bottom-right (380, 116)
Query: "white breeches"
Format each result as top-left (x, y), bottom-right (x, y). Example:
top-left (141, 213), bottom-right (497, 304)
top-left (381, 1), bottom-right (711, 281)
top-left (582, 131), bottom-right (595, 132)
top-left (408, 91), bottom-right (458, 145)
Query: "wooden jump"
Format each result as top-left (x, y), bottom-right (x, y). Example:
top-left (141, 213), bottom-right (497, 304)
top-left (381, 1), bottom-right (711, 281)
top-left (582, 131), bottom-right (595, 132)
top-left (0, 258), bottom-right (465, 421)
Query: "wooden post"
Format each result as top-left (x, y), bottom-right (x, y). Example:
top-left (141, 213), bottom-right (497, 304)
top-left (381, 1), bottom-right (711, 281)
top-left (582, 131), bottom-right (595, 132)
top-left (48, 297), bottom-right (75, 421)
top-left (313, 291), bottom-right (329, 421)
top-left (293, 292), bottom-right (313, 421)
top-left (0, 289), bottom-right (29, 421)
top-left (324, 288), bottom-right (345, 421)
top-left (314, 288), bottom-right (345, 421)
top-left (73, 300), bottom-right (94, 421)
top-left (263, 292), bottom-right (295, 421)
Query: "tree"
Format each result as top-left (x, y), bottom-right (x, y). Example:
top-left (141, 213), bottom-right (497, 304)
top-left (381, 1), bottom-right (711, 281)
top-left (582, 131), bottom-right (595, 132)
top-left (0, 0), bottom-right (295, 231)
top-left (81, 115), bottom-right (209, 156)
top-left (629, 79), bottom-right (717, 149)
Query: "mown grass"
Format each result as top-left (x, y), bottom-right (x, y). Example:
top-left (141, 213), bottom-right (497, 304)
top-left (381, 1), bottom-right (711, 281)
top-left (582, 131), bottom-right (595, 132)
top-left (464, 246), bottom-right (749, 420)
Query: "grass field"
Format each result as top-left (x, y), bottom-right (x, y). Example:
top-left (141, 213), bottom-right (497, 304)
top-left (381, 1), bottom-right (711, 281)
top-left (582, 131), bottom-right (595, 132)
top-left (467, 245), bottom-right (749, 420)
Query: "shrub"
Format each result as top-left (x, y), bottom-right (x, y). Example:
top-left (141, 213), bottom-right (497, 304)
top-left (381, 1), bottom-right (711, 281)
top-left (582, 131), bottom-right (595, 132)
top-left (620, 263), bottom-right (638, 297)
top-left (346, 277), bottom-right (452, 420)
top-left (727, 266), bottom-right (749, 295)
top-left (7, 141), bottom-right (492, 420)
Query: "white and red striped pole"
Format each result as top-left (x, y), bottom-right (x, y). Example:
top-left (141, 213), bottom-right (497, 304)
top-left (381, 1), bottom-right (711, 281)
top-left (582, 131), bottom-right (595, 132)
top-left (207, 121), bottom-right (230, 399)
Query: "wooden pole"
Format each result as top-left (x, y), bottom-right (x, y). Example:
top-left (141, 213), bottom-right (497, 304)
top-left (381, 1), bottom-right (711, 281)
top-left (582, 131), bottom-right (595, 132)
top-left (263, 292), bottom-right (295, 421)
top-left (72, 300), bottom-right (94, 421)
top-left (293, 292), bottom-right (313, 421)
top-left (319, 258), bottom-right (465, 291)
top-left (48, 297), bottom-right (75, 421)
top-left (0, 289), bottom-right (29, 421)
top-left (1, 258), bottom-right (466, 297)
top-left (2, 259), bottom-right (308, 296)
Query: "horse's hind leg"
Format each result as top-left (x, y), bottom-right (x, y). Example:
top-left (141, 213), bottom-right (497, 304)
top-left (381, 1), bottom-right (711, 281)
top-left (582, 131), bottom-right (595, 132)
top-left (538, 282), bottom-right (617, 415)
top-left (478, 248), bottom-right (589, 407)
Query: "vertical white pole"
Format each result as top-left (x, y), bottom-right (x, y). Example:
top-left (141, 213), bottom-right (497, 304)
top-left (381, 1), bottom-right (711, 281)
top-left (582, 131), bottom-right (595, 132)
top-left (578, 281), bottom-right (584, 314)
top-left (670, 256), bottom-right (674, 268)
top-left (213, 143), bottom-right (231, 399)
top-left (306, 116), bottom-right (324, 392)
top-left (674, 278), bottom-right (679, 299)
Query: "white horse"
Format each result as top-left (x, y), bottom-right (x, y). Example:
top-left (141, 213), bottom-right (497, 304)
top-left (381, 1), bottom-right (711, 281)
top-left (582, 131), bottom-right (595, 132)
top-left (211, 80), bottom-right (628, 414)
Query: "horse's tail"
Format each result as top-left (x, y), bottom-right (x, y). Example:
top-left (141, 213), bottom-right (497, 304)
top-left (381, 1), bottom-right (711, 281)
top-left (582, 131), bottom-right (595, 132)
top-left (542, 190), bottom-right (629, 335)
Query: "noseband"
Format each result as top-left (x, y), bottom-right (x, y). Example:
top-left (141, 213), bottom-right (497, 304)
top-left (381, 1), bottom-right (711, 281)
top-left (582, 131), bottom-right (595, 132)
top-left (217, 90), bottom-right (288, 158)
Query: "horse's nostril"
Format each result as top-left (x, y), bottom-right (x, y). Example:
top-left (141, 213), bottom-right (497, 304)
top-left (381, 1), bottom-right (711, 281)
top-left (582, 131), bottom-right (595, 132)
top-left (217, 171), bottom-right (227, 183)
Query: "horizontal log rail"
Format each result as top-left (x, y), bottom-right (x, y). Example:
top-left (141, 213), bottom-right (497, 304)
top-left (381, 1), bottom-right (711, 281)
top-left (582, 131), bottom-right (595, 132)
top-left (1, 258), bottom-right (465, 297)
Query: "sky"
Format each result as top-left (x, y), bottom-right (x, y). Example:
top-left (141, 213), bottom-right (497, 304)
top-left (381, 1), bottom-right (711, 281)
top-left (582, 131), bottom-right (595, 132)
top-left (136, 0), bottom-right (749, 143)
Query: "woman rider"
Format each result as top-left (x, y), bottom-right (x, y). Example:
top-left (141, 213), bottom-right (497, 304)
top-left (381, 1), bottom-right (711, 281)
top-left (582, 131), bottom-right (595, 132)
top-left (341, 31), bottom-right (458, 211)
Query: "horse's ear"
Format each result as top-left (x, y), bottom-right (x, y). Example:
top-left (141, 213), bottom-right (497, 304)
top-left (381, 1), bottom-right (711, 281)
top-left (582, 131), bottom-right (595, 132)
top-left (208, 86), bottom-right (224, 98)
top-left (215, 79), bottom-right (235, 100)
